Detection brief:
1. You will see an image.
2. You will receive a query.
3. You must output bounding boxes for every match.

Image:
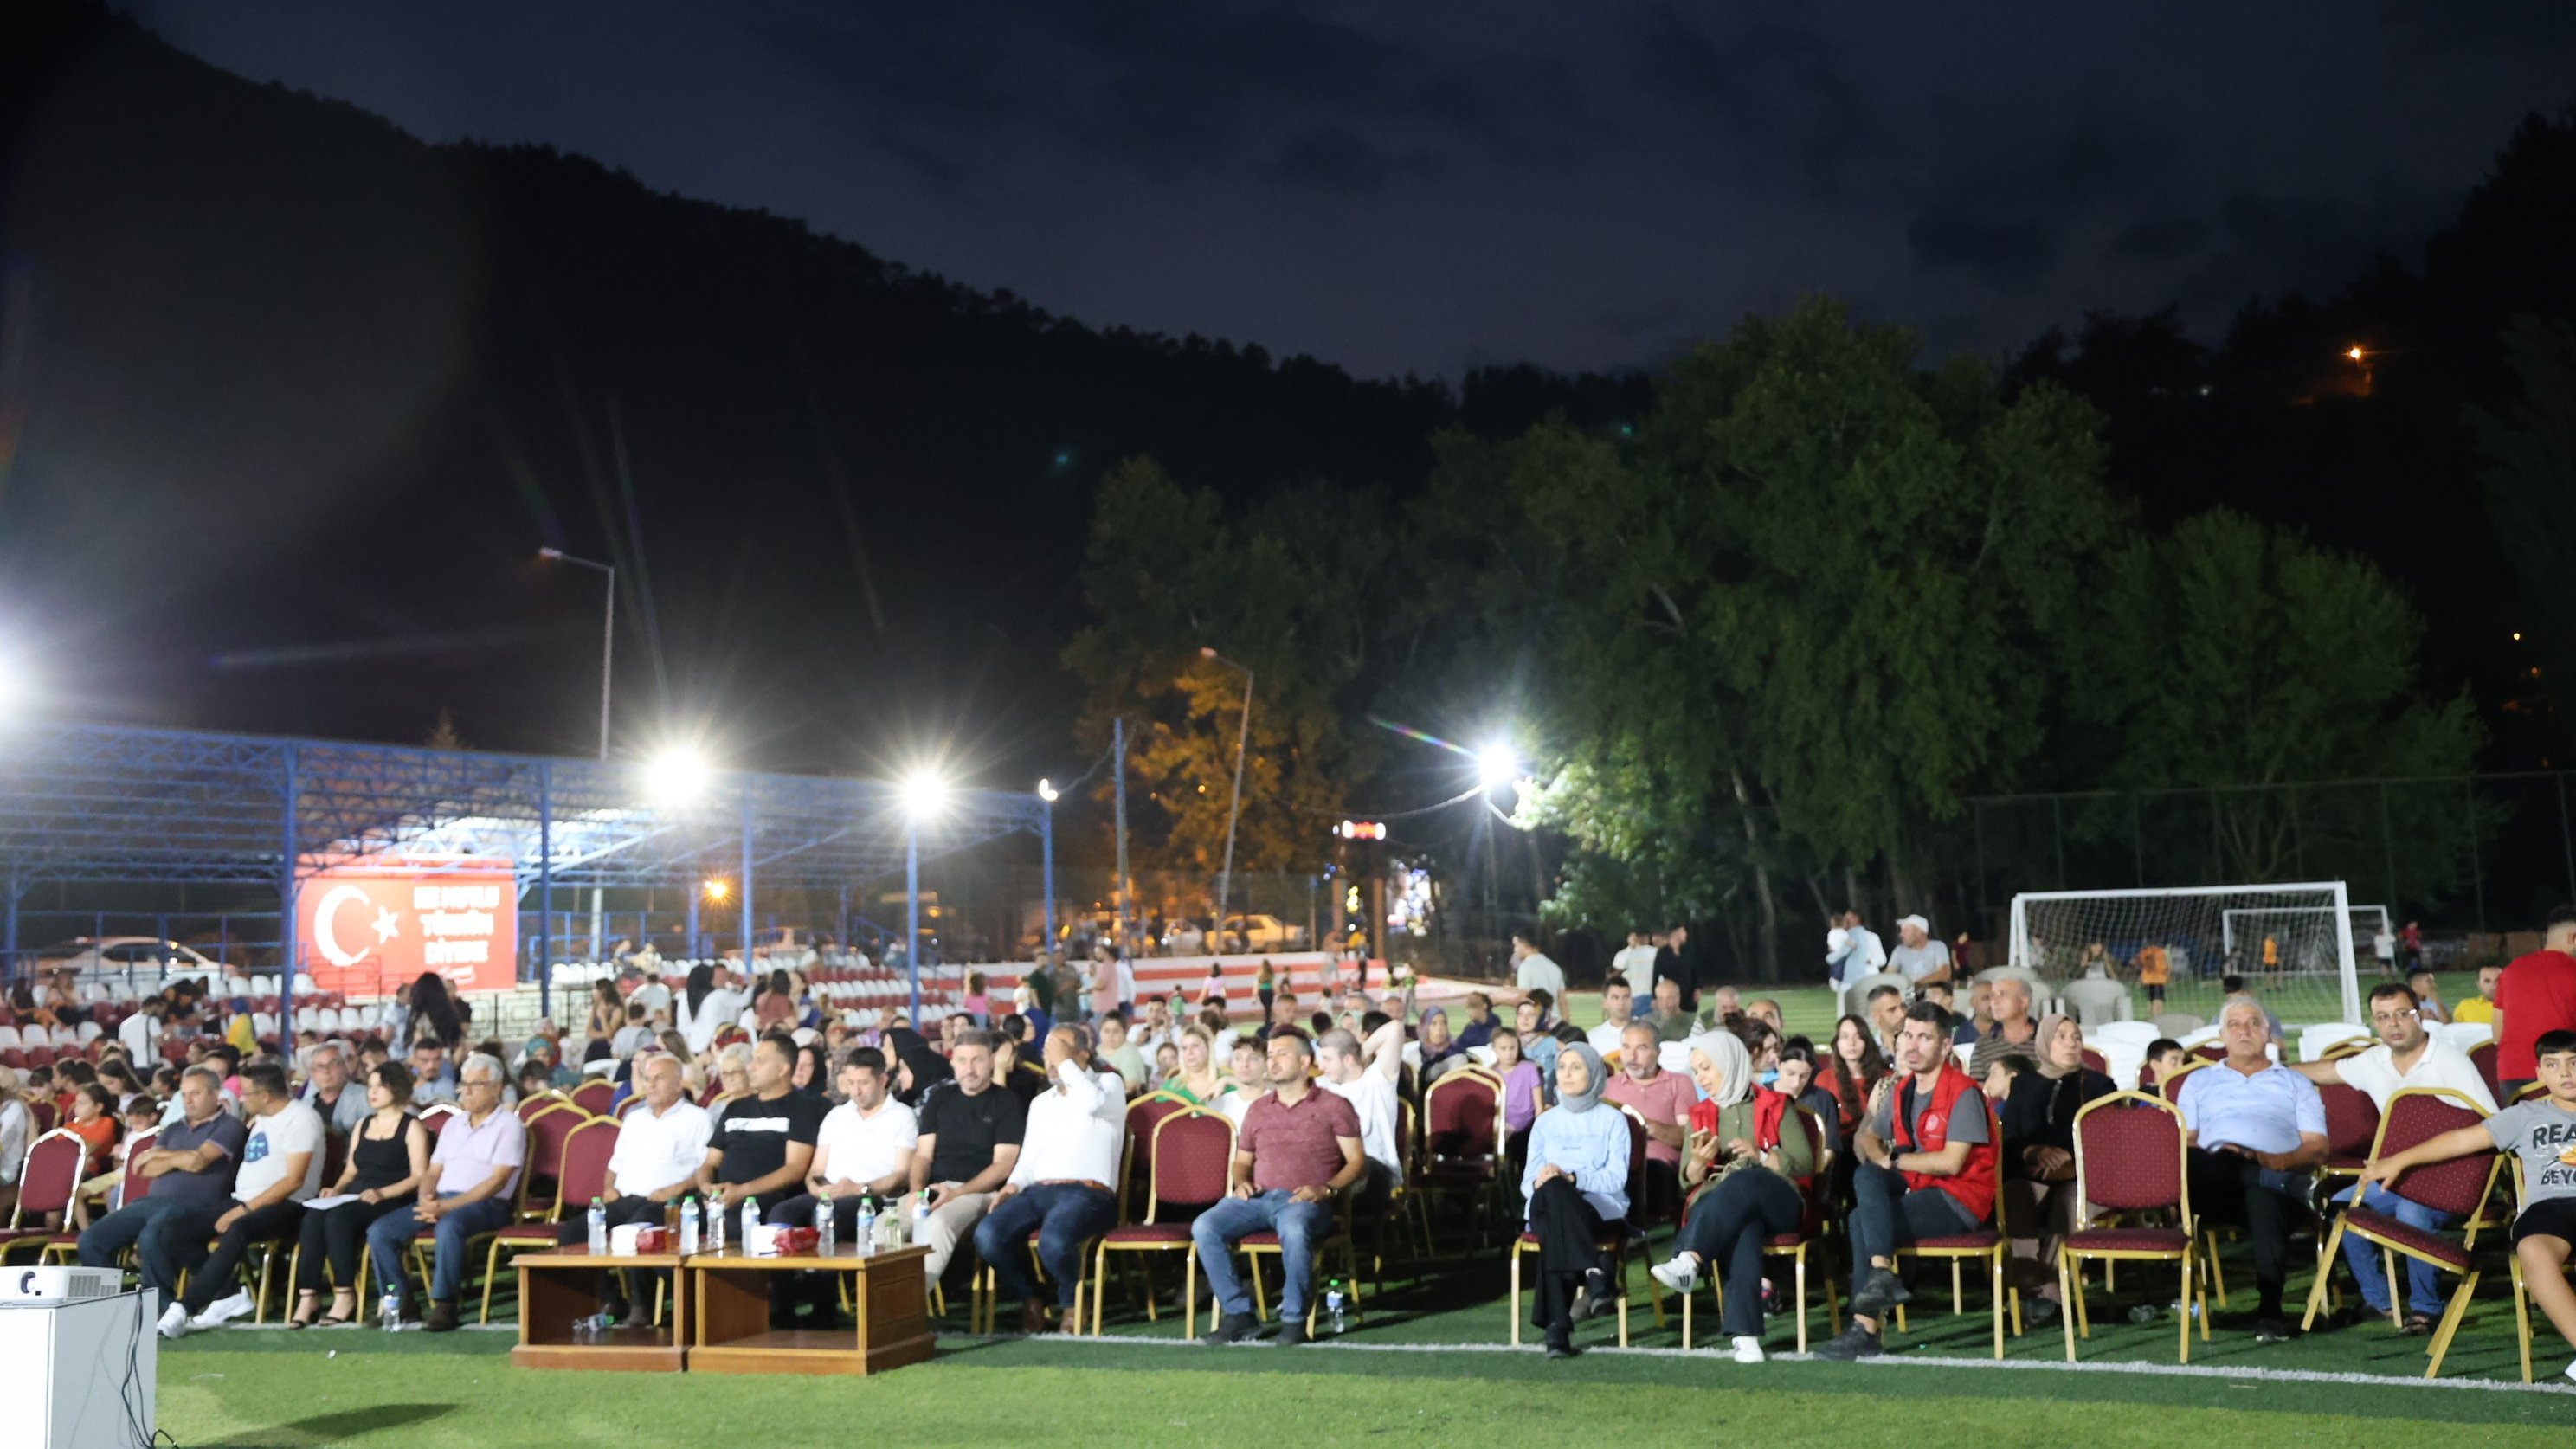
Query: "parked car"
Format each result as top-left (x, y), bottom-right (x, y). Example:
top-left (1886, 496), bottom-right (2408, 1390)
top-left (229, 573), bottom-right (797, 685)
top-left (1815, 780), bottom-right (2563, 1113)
top-left (1161, 918), bottom-right (1207, 956)
top-left (1219, 915), bottom-right (1305, 951)
top-left (32, 937), bottom-right (227, 985)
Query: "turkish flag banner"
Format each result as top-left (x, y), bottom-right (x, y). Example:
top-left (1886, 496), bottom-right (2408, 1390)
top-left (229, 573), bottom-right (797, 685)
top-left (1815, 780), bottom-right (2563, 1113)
top-left (299, 859), bottom-right (518, 995)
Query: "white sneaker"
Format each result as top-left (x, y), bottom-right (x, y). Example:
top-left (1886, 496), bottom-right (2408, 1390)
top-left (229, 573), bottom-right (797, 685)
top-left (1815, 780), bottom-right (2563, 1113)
top-left (1730, 1335), bottom-right (1766, 1364)
top-left (1649, 1257), bottom-right (1702, 1295)
top-left (2564, 1356), bottom-right (2576, 1386)
top-left (157, 1304), bottom-right (191, 1340)
top-left (193, 1290), bottom-right (255, 1329)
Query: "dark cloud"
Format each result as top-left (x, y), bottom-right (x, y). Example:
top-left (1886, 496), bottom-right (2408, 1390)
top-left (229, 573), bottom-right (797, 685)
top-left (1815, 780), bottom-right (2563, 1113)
top-left (2111, 216), bottom-right (2209, 261)
top-left (1633, 3), bottom-right (1875, 196)
top-left (2379, 0), bottom-right (2576, 54)
top-left (1907, 210), bottom-right (2061, 291)
top-left (1277, 124), bottom-right (1390, 193)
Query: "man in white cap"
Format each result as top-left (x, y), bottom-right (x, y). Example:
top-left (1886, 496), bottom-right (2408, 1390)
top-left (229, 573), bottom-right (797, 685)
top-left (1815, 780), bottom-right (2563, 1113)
top-left (1888, 915), bottom-right (1952, 987)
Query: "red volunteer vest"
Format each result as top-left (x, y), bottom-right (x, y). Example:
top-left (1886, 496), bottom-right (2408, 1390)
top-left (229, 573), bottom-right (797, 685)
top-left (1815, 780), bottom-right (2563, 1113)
top-left (1893, 1062), bottom-right (1998, 1223)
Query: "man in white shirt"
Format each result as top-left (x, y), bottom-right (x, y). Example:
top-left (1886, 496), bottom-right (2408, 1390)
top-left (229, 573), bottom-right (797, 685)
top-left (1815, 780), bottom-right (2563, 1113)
top-left (763, 1047), bottom-right (913, 1326)
top-left (119, 998), bottom-right (166, 1062)
top-left (683, 969), bottom-right (750, 1054)
top-left (1317, 1020), bottom-right (1405, 1210)
top-left (165, 1063), bottom-right (323, 1336)
top-left (629, 972), bottom-right (673, 1027)
top-left (969, 1025), bottom-right (1125, 1334)
top-left (1587, 980), bottom-right (1640, 1056)
top-left (1610, 930), bottom-right (1658, 996)
top-left (564, 1053), bottom-right (712, 1321)
top-left (2295, 982), bottom-right (2495, 1330)
top-left (1827, 910), bottom-right (1889, 988)
top-left (1511, 931), bottom-right (1565, 1003)
top-left (1887, 915), bottom-right (1953, 986)
top-left (1111, 955), bottom-right (1137, 1018)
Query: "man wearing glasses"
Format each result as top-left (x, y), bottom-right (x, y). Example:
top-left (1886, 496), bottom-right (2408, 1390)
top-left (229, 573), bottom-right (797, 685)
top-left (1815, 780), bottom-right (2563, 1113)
top-left (365, 1053), bottom-right (525, 1331)
top-left (2295, 982), bottom-right (2496, 1333)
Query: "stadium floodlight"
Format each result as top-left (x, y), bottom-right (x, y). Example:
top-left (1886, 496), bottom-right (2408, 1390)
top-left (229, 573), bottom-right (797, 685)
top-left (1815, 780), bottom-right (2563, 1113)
top-left (702, 878), bottom-right (731, 903)
top-left (1037, 777), bottom-right (1059, 803)
top-left (1476, 742), bottom-right (1520, 792)
top-left (643, 745), bottom-right (711, 804)
top-left (901, 770), bottom-right (947, 821)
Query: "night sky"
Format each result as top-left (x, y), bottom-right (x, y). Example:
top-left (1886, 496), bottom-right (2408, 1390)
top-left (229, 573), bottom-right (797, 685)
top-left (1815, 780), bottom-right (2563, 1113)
top-left (122, 1), bottom-right (2576, 379)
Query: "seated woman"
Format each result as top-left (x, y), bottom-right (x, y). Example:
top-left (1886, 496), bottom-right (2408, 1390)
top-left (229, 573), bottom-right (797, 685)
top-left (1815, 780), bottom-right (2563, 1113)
top-left (1519, 1041), bottom-right (1631, 1360)
top-left (1646, 1032), bottom-right (1815, 1362)
top-left (1774, 1038), bottom-right (1841, 1160)
top-left (288, 1060), bottom-right (433, 1327)
top-left (1163, 1026), bottom-right (1225, 1105)
top-left (1993, 1013), bottom-right (2114, 1330)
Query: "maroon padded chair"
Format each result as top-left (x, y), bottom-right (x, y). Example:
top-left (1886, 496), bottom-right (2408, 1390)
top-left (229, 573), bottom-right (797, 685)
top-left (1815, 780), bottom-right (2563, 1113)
top-left (0, 1130), bottom-right (92, 1264)
top-left (479, 1117), bottom-right (620, 1323)
top-left (2302, 1087), bottom-right (2502, 1377)
top-left (1090, 1107), bottom-right (1236, 1335)
top-left (1506, 1109), bottom-right (1660, 1347)
top-left (2315, 1080), bottom-right (2382, 1191)
top-left (2060, 1091), bottom-right (2199, 1362)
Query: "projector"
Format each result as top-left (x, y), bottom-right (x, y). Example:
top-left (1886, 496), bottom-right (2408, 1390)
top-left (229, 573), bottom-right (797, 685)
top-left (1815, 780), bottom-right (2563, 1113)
top-left (0, 1267), bottom-right (123, 1303)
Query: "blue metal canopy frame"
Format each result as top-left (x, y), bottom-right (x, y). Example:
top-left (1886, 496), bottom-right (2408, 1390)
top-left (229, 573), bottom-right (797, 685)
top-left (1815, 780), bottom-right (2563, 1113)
top-left (0, 722), bottom-right (1053, 1030)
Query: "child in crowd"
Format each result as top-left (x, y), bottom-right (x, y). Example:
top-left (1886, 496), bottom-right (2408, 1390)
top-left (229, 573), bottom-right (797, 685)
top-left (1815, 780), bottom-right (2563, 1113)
top-left (1491, 1027), bottom-right (1542, 1171)
top-left (2141, 1038), bottom-right (2189, 1089)
top-left (961, 972), bottom-right (991, 1023)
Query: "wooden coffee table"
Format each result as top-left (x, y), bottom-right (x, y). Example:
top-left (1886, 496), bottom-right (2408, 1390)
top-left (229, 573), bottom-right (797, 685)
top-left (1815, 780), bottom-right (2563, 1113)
top-left (512, 1246), bottom-right (690, 1371)
top-left (686, 1243), bottom-right (934, 1376)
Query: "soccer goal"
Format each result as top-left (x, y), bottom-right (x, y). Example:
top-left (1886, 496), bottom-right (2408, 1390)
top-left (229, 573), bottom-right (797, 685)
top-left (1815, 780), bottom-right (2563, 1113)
top-left (2007, 882), bottom-right (2363, 1027)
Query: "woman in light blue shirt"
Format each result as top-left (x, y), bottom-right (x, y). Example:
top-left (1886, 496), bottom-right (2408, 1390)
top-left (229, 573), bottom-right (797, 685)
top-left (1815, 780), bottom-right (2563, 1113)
top-left (1520, 1041), bottom-right (1633, 1358)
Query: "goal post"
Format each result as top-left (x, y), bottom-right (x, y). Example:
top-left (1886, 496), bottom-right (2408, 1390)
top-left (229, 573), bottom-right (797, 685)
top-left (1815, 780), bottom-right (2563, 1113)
top-left (2007, 881), bottom-right (2363, 1026)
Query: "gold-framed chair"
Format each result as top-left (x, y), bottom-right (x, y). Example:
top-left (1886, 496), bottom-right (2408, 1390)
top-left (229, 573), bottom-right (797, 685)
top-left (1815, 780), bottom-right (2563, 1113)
top-left (1680, 1104), bottom-right (1841, 1353)
top-left (2300, 1086), bottom-right (2504, 1377)
top-left (1506, 1108), bottom-right (1662, 1347)
top-left (1890, 1098), bottom-right (2019, 1359)
top-left (2058, 1091), bottom-right (2202, 1362)
top-left (1088, 1107), bottom-right (1234, 1336)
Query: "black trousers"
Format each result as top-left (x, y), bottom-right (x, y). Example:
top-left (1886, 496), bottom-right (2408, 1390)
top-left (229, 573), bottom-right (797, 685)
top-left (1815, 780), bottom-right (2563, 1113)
top-left (1526, 1175), bottom-right (1610, 1331)
top-left (2186, 1148), bottom-right (2296, 1317)
top-left (1675, 1169), bottom-right (1804, 1338)
top-left (556, 1195), bottom-right (669, 1308)
top-left (182, 1201), bottom-right (305, 1315)
top-left (295, 1195), bottom-right (413, 1293)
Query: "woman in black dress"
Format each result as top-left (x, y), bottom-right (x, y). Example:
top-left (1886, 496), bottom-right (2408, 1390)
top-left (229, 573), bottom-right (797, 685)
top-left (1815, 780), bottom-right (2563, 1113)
top-left (288, 1060), bottom-right (433, 1327)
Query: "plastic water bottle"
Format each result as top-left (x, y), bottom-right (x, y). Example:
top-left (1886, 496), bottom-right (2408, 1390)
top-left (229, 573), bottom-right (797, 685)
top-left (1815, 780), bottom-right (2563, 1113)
top-left (678, 1196), bottom-right (699, 1255)
top-left (816, 1189), bottom-right (837, 1253)
top-left (1323, 1278), bottom-right (1348, 1335)
top-left (586, 1197), bottom-right (608, 1255)
top-left (852, 1195), bottom-right (877, 1256)
top-left (706, 1195), bottom-right (726, 1252)
top-left (379, 1291), bottom-right (402, 1333)
top-left (740, 1195), bottom-right (760, 1253)
top-left (912, 1193), bottom-right (931, 1241)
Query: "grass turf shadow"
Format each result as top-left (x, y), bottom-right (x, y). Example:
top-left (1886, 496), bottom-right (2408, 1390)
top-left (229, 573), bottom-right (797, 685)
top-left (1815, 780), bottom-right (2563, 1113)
top-left (201, 1401), bottom-right (456, 1446)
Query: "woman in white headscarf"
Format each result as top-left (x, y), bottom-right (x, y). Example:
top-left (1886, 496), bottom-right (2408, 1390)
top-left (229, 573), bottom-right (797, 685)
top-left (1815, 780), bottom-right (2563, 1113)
top-left (1519, 1041), bottom-right (1630, 1360)
top-left (1646, 1028), bottom-right (1814, 1362)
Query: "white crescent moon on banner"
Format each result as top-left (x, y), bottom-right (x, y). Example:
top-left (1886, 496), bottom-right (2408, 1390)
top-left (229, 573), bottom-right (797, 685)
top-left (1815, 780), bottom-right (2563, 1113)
top-left (312, 883), bottom-right (374, 968)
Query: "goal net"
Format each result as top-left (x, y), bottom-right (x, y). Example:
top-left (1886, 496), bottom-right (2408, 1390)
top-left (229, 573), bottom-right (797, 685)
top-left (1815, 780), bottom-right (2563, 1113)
top-left (2007, 882), bottom-right (2363, 1027)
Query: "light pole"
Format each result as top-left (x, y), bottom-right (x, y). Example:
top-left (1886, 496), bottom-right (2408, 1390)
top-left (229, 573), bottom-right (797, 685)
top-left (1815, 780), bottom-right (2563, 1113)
top-left (902, 772), bottom-right (944, 1023)
top-left (1037, 778), bottom-right (1059, 959)
top-left (540, 545), bottom-right (615, 965)
top-left (1199, 647), bottom-right (1253, 947)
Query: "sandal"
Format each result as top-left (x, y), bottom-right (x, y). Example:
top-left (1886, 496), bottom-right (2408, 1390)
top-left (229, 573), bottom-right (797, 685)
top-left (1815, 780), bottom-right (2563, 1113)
top-left (286, 1291), bottom-right (325, 1330)
top-left (2401, 1312), bottom-right (2436, 1336)
top-left (315, 1290), bottom-right (361, 1329)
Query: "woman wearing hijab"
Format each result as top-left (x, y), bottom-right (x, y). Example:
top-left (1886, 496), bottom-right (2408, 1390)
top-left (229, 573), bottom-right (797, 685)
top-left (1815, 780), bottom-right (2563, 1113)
top-left (1993, 1014), bottom-right (2114, 1330)
top-left (1518, 1040), bottom-right (1632, 1360)
top-left (885, 1027), bottom-right (952, 1108)
top-left (1645, 1032), bottom-right (1815, 1362)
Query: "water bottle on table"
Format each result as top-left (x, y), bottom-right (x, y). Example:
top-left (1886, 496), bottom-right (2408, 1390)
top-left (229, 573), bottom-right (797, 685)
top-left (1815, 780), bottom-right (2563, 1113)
top-left (586, 1196), bottom-right (608, 1255)
top-left (816, 1188), bottom-right (837, 1253)
top-left (853, 1195), bottom-right (878, 1256)
top-left (678, 1196), bottom-right (699, 1255)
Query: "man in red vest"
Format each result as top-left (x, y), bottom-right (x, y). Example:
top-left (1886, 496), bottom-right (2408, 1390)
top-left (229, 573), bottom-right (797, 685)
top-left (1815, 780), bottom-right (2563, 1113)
top-left (1817, 1001), bottom-right (1999, 1360)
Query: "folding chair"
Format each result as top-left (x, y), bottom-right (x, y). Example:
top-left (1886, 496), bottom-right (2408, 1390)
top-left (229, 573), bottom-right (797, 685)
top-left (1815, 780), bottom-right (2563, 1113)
top-left (1090, 1107), bottom-right (1234, 1336)
top-left (480, 1116), bottom-right (619, 1323)
top-left (570, 1081), bottom-right (615, 1117)
top-left (1416, 1068), bottom-right (1504, 1243)
top-left (1680, 1104), bottom-right (1842, 1352)
top-left (518, 1103), bottom-right (589, 1222)
top-left (2300, 1087), bottom-right (2502, 1377)
top-left (1890, 1098), bottom-right (2018, 1358)
top-left (2059, 1091), bottom-right (2202, 1362)
top-left (1507, 1110), bottom-right (1659, 1347)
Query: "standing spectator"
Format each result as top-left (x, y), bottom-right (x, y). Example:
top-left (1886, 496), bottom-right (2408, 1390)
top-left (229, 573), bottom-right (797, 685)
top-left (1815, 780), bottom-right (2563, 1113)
top-left (2453, 964), bottom-right (2504, 1027)
top-left (2175, 998), bottom-right (2327, 1343)
top-left (971, 1026), bottom-right (1125, 1334)
top-left (367, 1053), bottom-right (525, 1331)
top-left (159, 1064), bottom-right (323, 1336)
top-left (1652, 923), bottom-right (1696, 1012)
top-left (1586, 981), bottom-right (1640, 1056)
top-left (610, 1002), bottom-right (655, 1060)
top-left (77, 1068), bottom-right (245, 1310)
top-left (2374, 920), bottom-right (2399, 977)
top-left (1609, 929), bottom-right (1657, 996)
top-left (1195, 1033), bottom-right (1364, 1346)
top-left (1517, 1042), bottom-right (1630, 1360)
top-left (1111, 951), bottom-right (1137, 1019)
top-left (1888, 915), bottom-right (1952, 986)
top-left (2496, 905), bottom-right (2576, 1099)
top-left (1827, 910), bottom-right (1887, 989)
top-left (680, 965), bottom-right (749, 1055)
top-left (2132, 939), bottom-right (2174, 1012)
top-left (288, 1061), bottom-right (431, 1327)
top-left (1602, 1023), bottom-right (1693, 1216)
top-left (1512, 932), bottom-right (1566, 1004)
top-left (1647, 1031), bottom-right (1814, 1362)
top-left (2399, 920), bottom-right (2424, 972)
top-left (119, 998), bottom-right (167, 1063)
top-left (402, 973), bottom-right (467, 1055)
top-left (904, 1030), bottom-right (1025, 1286)
top-left (1815, 1002), bottom-right (1999, 1360)
top-left (584, 980), bottom-right (624, 1051)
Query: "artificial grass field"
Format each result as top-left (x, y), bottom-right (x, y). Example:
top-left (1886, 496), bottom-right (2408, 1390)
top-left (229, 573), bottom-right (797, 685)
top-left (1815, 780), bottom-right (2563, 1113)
top-left (156, 978), bottom-right (2576, 1446)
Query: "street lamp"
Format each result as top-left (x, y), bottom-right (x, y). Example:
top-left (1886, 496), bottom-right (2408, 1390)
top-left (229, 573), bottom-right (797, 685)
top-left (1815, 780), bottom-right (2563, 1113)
top-left (901, 769), bottom-right (946, 1020)
top-left (644, 744), bottom-right (711, 805)
top-left (536, 547), bottom-right (615, 761)
top-left (1476, 742), bottom-right (1521, 793)
top-left (1036, 778), bottom-right (1059, 957)
top-left (1199, 646), bottom-right (1254, 944)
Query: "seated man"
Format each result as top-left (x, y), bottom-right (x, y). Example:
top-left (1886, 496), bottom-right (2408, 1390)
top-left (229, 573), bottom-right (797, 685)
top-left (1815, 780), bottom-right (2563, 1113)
top-left (2358, 1028), bottom-right (2576, 1384)
top-left (1816, 1001), bottom-right (1999, 1360)
top-left (1967, 977), bottom-right (2039, 1077)
top-left (1195, 1032), bottom-right (1364, 1346)
top-left (2451, 964), bottom-right (2503, 1028)
top-left (77, 1067), bottom-right (246, 1317)
top-left (903, 1030), bottom-right (1025, 1288)
top-left (2177, 996), bottom-right (2326, 1343)
top-left (2295, 982), bottom-right (2494, 1331)
top-left (365, 1053), bottom-right (525, 1331)
top-left (1317, 1021), bottom-right (1405, 1214)
top-left (561, 1053), bottom-right (711, 1322)
top-left (163, 1063), bottom-right (324, 1336)
top-left (1645, 977), bottom-right (1697, 1044)
top-left (971, 1026), bottom-right (1125, 1333)
top-left (1601, 1022), bottom-right (1692, 1217)
top-left (1744, 998), bottom-right (1785, 1035)
top-left (1452, 992), bottom-right (1501, 1052)
top-left (764, 1047), bottom-right (911, 1323)
top-left (409, 1041), bottom-right (458, 1107)
top-left (695, 1032), bottom-right (825, 1326)
top-left (1586, 981), bottom-right (1639, 1057)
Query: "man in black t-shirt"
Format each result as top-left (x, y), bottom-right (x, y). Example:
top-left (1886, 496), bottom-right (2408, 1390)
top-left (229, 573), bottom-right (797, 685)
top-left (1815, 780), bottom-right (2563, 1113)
top-left (698, 1035), bottom-right (825, 1218)
top-left (904, 1030), bottom-right (1025, 1285)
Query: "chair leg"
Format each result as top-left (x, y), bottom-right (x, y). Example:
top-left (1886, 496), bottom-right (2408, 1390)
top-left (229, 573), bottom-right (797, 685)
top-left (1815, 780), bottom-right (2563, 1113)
top-left (1953, 1257), bottom-right (1966, 1316)
top-left (1616, 1259), bottom-right (1630, 1349)
top-left (1247, 1253), bottom-right (1267, 1323)
top-left (1184, 1246), bottom-right (1200, 1342)
top-left (1989, 1250), bottom-right (2004, 1359)
top-left (1794, 1250), bottom-right (1809, 1355)
top-left (2382, 1247), bottom-right (2404, 1328)
top-left (1508, 1246), bottom-right (1522, 1347)
top-left (1680, 1272), bottom-right (1694, 1351)
top-left (479, 1242), bottom-right (502, 1325)
top-left (2059, 1251), bottom-right (2078, 1361)
top-left (2179, 1253), bottom-right (2193, 1365)
top-left (2512, 1258), bottom-right (2533, 1384)
top-left (1091, 1245), bottom-right (1108, 1336)
top-left (2425, 1271), bottom-right (2476, 1380)
top-left (2302, 1219), bottom-right (2347, 1330)
top-left (2202, 1232), bottom-right (2228, 1308)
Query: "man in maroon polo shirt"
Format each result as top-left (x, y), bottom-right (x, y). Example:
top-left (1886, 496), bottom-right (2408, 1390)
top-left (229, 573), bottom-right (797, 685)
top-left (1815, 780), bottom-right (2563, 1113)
top-left (1192, 1032), bottom-right (1363, 1346)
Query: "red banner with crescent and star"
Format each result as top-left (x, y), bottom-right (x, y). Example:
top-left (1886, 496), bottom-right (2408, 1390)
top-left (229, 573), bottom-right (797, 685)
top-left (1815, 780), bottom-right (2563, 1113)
top-left (297, 858), bottom-right (518, 995)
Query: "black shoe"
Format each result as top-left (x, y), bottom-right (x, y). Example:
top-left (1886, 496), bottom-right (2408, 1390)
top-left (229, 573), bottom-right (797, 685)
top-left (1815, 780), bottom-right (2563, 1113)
top-left (2251, 1317), bottom-right (2296, 1344)
top-left (1544, 1330), bottom-right (1579, 1360)
top-left (1849, 1267), bottom-right (1909, 1320)
top-left (2023, 1297), bottom-right (2061, 1330)
top-left (1202, 1312), bottom-right (1261, 1346)
top-left (1812, 1323), bottom-right (1883, 1361)
top-left (600, 1294), bottom-right (632, 1326)
top-left (423, 1299), bottom-right (459, 1334)
top-left (1567, 1270), bottom-right (1607, 1323)
top-left (1276, 1319), bottom-right (1311, 1347)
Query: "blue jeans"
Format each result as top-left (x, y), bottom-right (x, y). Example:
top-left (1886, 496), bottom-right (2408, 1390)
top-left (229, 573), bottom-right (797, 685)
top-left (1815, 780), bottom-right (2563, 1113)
top-left (1846, 1162), bottom-right (1976, 1293)
top-left (77, 1194), bottom-right (225, 1302)
top-left (366, 1194), bottom-right (514, 1304)
top-left (2334, 1182), bottom-right (2457, 1314)
top-left (1191, 1190), bottom-right (1336, 1323)
top-left (973, 1183), bottom-right (1118, 1309)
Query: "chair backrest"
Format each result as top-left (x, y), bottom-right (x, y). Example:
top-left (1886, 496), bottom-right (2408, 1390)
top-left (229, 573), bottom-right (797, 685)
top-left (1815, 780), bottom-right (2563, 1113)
top-left (2157, 1059), bottom-right (2207, 1104)
top-left (1122, 1092), bottom-right (1188, 1205)
top-left (1839, 970), bottom-right (1911, 1021)
top-left (555, 1117), bottom-right (621, 1211)
top-left (115, 1128), bottom-right (158, 1209)
top-left (2073, 1091), bottom-right (2186, 1219)
top-left (516, 1092), bottom-right (568, 1121)
top-left (28, 1098), bottom-right (54, 1132)
top-left (1786, 1104), bottom-right (1832, 1235)
top-left (1423, 1069), bottom-right (1500, 1165)
top-left (570, 1080), bottom-right (615, 1117)
top-left (2371, 1087), bottom-right (2498, 1219)
top-left (613, 1094), bottom-right (643, 1118)
top-left (2466, 1042), bottom-right (2502, 1104)
top-left (1144, 1108), bottom-right (1236, 1219)
top-left (521, 1104), bottom-right (589, 1219)
top-left (2316, 1081), bottom-right (2380, 1160)
top-left (419, 1102), bottom-right (461, 1132)
top-left (2189, 1043), bottom-right (2225, 1062)
top-left (10, 1129), bottom-right (88, 1226)
top-left (1616, 1104), bottom-right (1650, 1225)
top-left (2079, 1047), bottom-right (2108, 1074)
